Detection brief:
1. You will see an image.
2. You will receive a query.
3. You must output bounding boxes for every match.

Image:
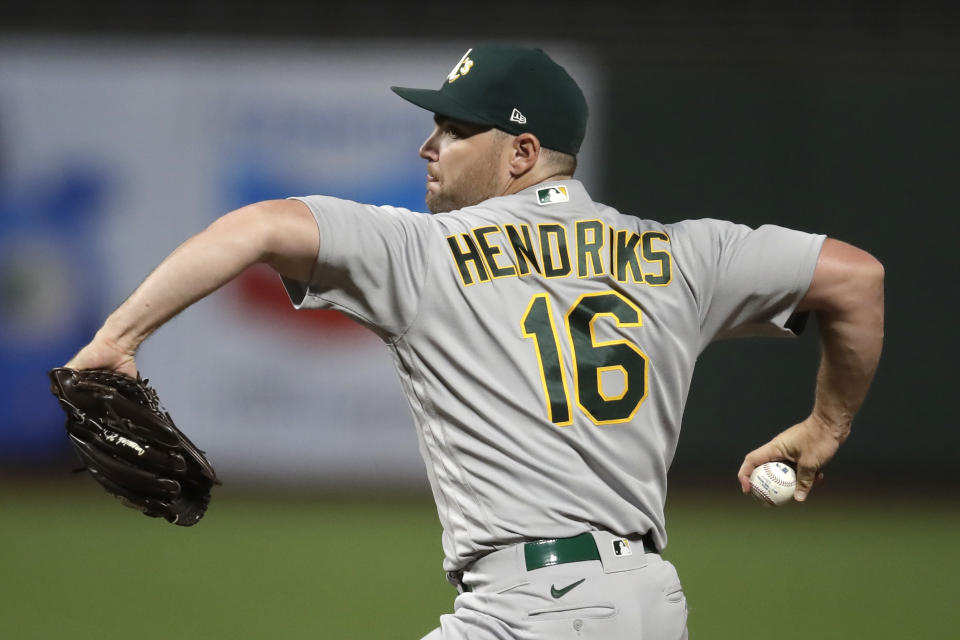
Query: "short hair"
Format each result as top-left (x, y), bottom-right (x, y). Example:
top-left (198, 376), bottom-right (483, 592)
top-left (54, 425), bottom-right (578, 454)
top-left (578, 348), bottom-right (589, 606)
top-left (493, 129), bottom-right (577, 177)
top-left (541, 146), bottom-right (578, 177)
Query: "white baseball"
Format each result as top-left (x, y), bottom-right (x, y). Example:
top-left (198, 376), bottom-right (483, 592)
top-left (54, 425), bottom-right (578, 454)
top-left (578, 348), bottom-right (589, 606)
top-left (749, 462), bottom-right (797, 506)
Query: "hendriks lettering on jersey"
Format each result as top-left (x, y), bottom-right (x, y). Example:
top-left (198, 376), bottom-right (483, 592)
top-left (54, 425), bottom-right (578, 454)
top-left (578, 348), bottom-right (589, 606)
top-left (445, 220), bottom-right (673, 287)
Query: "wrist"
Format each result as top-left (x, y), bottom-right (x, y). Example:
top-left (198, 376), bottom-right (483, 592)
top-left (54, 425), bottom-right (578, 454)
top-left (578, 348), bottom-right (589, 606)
top-left (809, 408), bottom-right (852, 442)
top-left (97, 318), bottom-right (141, 356)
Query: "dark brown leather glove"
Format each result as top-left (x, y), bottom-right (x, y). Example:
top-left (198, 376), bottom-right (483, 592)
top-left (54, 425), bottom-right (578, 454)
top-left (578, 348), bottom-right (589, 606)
top-left (49, 367), bottom-right (219, 526)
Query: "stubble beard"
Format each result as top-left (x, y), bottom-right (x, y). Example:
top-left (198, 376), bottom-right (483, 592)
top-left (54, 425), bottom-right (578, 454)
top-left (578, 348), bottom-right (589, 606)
top-left (425, 144), bottom-right (504, 214)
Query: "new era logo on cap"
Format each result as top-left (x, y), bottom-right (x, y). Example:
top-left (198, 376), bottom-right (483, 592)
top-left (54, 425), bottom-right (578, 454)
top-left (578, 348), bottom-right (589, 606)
top-left (510, 108), bottom-right (527, 124)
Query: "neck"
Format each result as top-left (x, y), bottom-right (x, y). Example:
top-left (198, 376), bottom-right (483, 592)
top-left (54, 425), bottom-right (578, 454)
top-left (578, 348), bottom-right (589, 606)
top-left (500, 171), bottom-right (573, 197)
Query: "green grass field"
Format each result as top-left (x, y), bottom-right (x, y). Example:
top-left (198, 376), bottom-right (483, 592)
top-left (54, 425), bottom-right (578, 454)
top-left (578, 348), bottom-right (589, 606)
top-left (1, 480), bottom-right (955, 639)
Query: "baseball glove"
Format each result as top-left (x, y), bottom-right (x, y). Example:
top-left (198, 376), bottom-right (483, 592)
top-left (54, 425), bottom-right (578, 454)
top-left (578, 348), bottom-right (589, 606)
top-left (48, 367), bottom-right (220, 526)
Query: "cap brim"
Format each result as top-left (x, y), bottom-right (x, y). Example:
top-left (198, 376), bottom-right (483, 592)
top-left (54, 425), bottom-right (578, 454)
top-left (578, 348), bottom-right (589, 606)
top-left (390, 86), bottom-right (493, 126)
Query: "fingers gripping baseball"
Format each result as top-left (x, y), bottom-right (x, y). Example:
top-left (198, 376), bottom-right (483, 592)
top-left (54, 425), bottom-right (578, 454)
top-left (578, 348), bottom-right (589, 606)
top-left (738, 416), bottom-right (843, 502)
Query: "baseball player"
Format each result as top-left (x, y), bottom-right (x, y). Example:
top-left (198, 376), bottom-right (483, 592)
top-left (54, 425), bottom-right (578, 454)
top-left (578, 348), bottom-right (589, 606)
top-left (65, 44), bottom-right (885, 639)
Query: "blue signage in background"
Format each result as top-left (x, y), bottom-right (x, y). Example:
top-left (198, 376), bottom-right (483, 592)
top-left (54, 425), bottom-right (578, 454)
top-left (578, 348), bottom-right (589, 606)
top-left (223, 160), bottom-right (428, 217)
top-left (0, 161), bottom-right (112, 461)
top-left (212, 100), bottom-right (431, 337)
top-left (218, 100), bottom-right (430, 214)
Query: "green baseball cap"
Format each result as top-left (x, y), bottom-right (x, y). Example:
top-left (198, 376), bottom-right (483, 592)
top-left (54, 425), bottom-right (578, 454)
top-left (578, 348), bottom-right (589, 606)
top-left (391, 44), bottom-right (588, 155)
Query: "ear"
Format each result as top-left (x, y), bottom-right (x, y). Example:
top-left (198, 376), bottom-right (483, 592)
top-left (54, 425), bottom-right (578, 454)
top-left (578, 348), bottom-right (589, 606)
top-left (507, 132), bottom-right (541, 177)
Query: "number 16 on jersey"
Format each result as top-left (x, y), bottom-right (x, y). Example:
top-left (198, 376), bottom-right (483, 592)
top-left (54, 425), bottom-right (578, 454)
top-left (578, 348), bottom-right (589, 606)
top-left (521, 290), bottom-right (649, 427)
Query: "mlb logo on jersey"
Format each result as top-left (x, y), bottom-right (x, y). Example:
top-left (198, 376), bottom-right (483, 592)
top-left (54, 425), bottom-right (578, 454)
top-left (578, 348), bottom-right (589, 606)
top-left (612, 539), bottom-right (632, 557)
top-left (537, 185), bottom-right (569, 205)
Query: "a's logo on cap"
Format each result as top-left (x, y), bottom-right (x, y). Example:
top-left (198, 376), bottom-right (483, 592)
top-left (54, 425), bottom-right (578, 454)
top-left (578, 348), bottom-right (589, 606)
top-left (447, 48), bottom-right (475, 83)
top-left (510, 108), bottom-right (527, 124)
top-left (536, 185), bottom-right (569, 205)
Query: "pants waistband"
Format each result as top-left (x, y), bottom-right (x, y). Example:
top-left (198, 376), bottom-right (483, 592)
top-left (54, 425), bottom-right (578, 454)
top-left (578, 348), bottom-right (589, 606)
top-left (449, 531), bottom-right (658, 594)
top-left (523, 531), bottom-right (657, 571)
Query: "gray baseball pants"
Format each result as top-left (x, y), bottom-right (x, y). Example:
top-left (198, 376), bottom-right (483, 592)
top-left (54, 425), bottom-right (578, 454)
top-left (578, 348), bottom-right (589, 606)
top-left (421, 531), bottom-right (689, 640)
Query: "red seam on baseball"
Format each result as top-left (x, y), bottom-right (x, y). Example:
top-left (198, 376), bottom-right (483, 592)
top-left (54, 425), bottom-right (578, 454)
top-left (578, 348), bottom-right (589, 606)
top-left (751, 486), bottom-right (776, 505)
top-left (762, 465), bottom-right (796, 488)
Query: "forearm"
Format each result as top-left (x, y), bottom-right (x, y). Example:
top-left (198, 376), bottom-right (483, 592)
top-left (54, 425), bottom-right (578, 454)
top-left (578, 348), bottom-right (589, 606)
top-left (807, 247), bottom-right (885, 438)
top-left (811, 298), bottom-right (884, 438)
top-left (100, 203), bottom-right (284, 354)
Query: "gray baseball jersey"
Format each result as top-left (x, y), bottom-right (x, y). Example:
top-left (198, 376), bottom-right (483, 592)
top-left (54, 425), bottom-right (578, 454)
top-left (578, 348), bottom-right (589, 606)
top-left (282, 179), bottom-right (824, 573)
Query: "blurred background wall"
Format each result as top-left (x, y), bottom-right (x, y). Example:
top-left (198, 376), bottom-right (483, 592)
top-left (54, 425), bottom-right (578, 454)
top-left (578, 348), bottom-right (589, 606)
top-left (1, 2), bottom-right (957, 489)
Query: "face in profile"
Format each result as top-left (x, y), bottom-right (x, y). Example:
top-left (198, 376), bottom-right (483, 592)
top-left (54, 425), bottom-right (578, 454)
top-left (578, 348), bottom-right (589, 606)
top-left (419, 116), bottom-right (509, 213)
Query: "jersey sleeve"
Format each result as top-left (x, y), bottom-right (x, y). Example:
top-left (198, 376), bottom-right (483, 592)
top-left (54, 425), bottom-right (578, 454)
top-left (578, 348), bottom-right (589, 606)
top-left (668, 219), bottom-right (825, 350)
top-left (280, 195), bottom-right (433, 341)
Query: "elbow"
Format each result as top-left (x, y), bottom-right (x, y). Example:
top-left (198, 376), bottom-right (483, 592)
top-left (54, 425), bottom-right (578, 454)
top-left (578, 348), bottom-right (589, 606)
top-left (834, 251), bottom-right (885, 331)
top-left (861, 253), bottom-right (885, 303)
top-left (802, 240), bottom-right (885, 317)
top-left (865, 255), bottom-right (885, 333)
top-left (863, 252), bottom-right (884, 282)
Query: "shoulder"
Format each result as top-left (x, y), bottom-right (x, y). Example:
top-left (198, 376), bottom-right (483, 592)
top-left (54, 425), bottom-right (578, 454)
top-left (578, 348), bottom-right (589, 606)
top-left (292, 194), bottom-right (425, 219)
top-left (428, 198), bottom-right (524, 234)
top-left (665, 217), bottom-right (747, 238)
top-left (664, 218), bottom-right (822, 252)
top-left (291, 194), bottom-right (441, 235)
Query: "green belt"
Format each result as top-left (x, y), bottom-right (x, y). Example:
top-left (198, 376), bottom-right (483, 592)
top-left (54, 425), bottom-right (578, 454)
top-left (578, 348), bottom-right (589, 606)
top-left (459, 532), bottom-right (657, 592)
top-left (524, 532), bottom-right (601, 570)
top-left (524, 531), bottom-right (657, 571)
